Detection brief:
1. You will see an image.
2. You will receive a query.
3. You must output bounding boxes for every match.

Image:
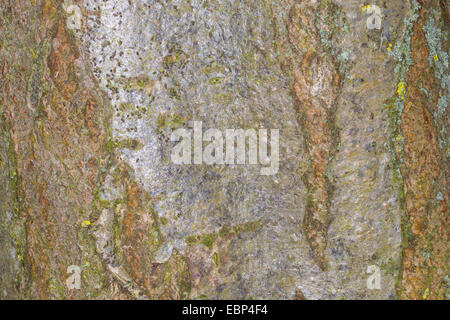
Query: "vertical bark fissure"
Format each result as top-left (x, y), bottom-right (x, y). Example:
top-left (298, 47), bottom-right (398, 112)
top-left (287, 0), bottom-right (342, 271)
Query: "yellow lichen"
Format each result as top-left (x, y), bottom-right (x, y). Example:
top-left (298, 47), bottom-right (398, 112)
top-left (422, 288), bottom-right (430, 299)
top-left (397, 82), bottom-right (405, 100)
top-left (81, 220), bottom-right (91, 227)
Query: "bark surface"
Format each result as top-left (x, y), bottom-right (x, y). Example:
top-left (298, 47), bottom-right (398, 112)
top-left (0, 0), bottom-right (447, 299)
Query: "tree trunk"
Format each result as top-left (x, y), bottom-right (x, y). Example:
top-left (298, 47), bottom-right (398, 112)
top-left (0, 0), bottom-right (447, 299)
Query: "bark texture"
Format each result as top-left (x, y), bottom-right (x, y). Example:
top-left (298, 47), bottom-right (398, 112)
top-left (0, 0), bottom-right (448, 299)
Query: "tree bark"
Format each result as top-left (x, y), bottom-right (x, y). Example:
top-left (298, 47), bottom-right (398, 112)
top-left (0, 0), bottom-right (447, 299)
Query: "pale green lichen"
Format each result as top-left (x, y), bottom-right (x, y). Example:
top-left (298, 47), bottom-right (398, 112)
top-left (211, 251), bottom-right (220, 266)
top-left (423, 13), bottom-right (449, 117)
top-left (388, 0), bottom-right (420, 81)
